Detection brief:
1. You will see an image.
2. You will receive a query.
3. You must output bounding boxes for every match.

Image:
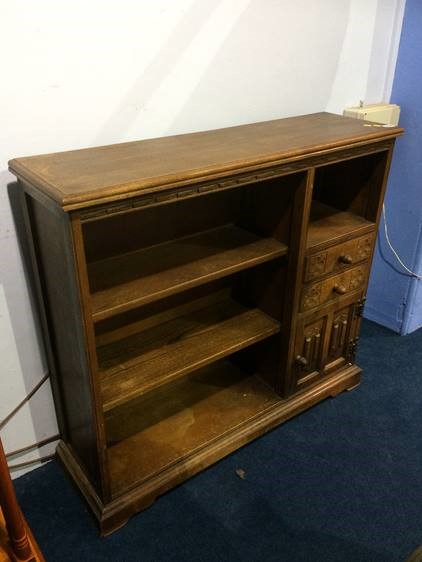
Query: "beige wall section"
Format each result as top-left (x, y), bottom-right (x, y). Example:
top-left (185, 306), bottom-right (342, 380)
top-left (0, 0), bottom-right (404, 476)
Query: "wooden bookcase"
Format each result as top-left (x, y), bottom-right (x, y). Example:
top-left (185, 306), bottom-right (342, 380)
top-left (8, 113), bottom-right (403, 534)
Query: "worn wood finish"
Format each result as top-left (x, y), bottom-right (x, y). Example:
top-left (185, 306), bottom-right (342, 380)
top-left (300, 263), bottom-right (368, 312)
top-left (8, 113), bottom-right (402, 210)
top-left (304, 232), bottom-right (375, 282)
top-left (82, 187), bottom-right (242, 262)
top-left (9, 113), bottom-right (403, 534)
top-left (278, 169), bottom-right (315, 395)
top-left (88, 225), bottom-right (287, 322)
top-left (70, 217), bottom-right (111, 499)
top-left (313, 149), bottom-right (390, 223)
top-left (58, 363), bottom-right (362, 535)
top-left (307, 201), bottom-right (375, 252)
top-left (23, 194), bottom-right (103, 493)
top-left (99, 295), bottom-right (280, 412)
top-left (106, 361), bottom-right (281, 496)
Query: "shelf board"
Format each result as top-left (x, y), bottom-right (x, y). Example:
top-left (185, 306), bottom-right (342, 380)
top-left (88, 224), bottom-right (287, 322)
top-left (105, 361), bottom-right (281, 497)
top-left (307, 201), bottom-right (375, 252)
top-left (98, 295), bottom-right (280, 412)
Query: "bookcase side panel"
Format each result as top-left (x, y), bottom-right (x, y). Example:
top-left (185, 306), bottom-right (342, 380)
top-left (24, 190), bottom-right (104, 495)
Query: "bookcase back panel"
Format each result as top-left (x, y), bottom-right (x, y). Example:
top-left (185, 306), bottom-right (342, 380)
top-left (313, 150), bottom-right (389, 222)
top-left (82, 172), bottom-right (305, 265)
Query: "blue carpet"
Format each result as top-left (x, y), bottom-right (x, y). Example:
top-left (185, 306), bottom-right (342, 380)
top-left (14, 320), bottom-right (422, 561)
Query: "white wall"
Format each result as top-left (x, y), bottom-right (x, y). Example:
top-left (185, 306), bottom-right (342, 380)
top-left (0, 0), bottom-right (404, 476)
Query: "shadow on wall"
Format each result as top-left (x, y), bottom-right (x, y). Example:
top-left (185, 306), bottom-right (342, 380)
top-left (7, 182), bottom-right (46, 359)
top-left (1, 173), bottom-right (58, 466)
top-left (167, 0), bottom-right (351, 135)
top-left (94, 0), bottom-right (351, 144)
top-left (93, 0), bottom-right (228, 144)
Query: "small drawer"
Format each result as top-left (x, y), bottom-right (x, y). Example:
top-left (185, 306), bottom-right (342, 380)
top-left (304, 233), bottom-right (375, 283)
top-left (300, 264), bottom-right (368, 312)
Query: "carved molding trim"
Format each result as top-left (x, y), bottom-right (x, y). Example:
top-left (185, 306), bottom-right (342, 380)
top-left (78, 140), bottom-right (393, 221)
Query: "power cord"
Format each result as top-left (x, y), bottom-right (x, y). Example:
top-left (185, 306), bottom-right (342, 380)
top-left (0, 371), bottom-right (59, 470)
top-left (382, 204), bottom-right (422, 280)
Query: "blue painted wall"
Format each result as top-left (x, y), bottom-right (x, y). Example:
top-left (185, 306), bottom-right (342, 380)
top-left (365, 0), bottom-right (422, 335)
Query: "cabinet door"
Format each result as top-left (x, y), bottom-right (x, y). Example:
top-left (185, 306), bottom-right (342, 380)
top-left (292, 311), bottom-right (330, 390)
top-left (323, 293), bottom-right (364, 375)
top-left (292, 292), bottom-right (364, 391)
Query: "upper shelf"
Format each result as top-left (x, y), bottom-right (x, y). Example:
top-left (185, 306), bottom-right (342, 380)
top-left (88, 224), bottom-right (287, 322)
top-left (307, 202), bottom-right (376, 252)
top-left (8, 113), bottom-right (403, 210)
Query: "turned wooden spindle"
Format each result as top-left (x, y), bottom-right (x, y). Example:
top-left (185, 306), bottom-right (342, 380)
top-left (0, 437), bottom-right (34, 562)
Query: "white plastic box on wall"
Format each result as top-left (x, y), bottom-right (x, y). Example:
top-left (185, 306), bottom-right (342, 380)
top-left (343, 103), bottom-right (400, 126)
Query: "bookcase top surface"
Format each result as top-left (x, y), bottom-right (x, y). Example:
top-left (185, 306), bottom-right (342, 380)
top-left (9, 112), bottom-right (402, 210)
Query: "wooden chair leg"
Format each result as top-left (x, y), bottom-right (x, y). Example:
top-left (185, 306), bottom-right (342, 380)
top-left (0, 437), bottom-right (35, 561)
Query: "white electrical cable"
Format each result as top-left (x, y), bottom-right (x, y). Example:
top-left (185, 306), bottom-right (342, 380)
top-left (382, 204), bottom-right (422, 280)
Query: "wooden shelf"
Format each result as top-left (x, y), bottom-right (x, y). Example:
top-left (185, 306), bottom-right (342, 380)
top-left (88, 224), bottom-right (287, 322)
top-left (307, 201), bottom-right (375, 252)
top-left (105, 361), bottom-right (281, 497)
top-left (98, 295), bottom-right (280, 412)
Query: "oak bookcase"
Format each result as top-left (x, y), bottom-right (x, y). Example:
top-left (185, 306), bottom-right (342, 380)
top-left (9, 113), bottom-right (403, 534)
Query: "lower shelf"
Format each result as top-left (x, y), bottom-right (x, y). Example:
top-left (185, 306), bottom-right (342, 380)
top-left (105, 360), bottom-right (281, 497)
top-left (58, 362), bottom-right (362, 534)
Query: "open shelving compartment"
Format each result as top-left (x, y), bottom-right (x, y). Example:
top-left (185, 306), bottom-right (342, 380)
top-left (306, 150), bottom-right (390, 251)
top-left (99, 280), bottom-right (284, 497)
top-left (81, 171), bottom-right (305, 497)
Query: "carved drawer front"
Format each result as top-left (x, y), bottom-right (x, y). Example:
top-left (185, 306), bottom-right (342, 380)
top-left (300, 264), bottom-right (368, 312)
top-left (304, 233), bottom-right (375, 283)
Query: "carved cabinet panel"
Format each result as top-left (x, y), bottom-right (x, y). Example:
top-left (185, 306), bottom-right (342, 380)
top-left (293, 292), bottom-right (364, 390)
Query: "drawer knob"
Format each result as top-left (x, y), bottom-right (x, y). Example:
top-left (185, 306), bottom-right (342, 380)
top-left (333, 284), bottom-right (347, 295)
top-left (339, 254), bottom-right (353, 265)
top-left (296, 355), bottom-right (308, 367)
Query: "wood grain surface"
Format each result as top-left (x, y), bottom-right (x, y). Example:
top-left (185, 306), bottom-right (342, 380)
top-left (88, 224), bottom-right (287, 321)
top-left (99, 296), bottom-right (280, 411)
top-left (105, 361), bottom-right (281, 496)
top-left (307, 201), bottom-right (375, 251)
top-left (9, 113), bottom-right (402, 209)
